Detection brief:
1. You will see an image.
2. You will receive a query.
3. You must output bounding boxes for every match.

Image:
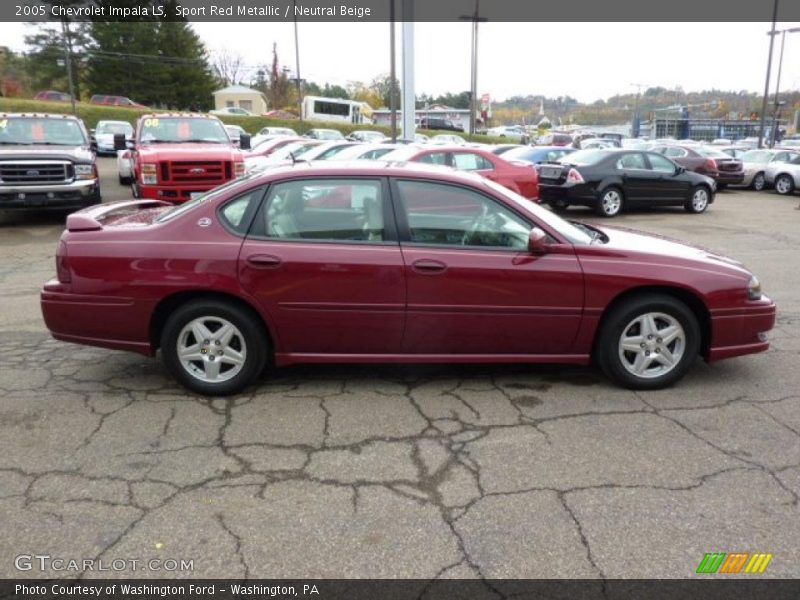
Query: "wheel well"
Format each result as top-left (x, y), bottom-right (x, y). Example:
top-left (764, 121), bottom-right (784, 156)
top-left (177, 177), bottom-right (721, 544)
top-left (149, 290), bottom-right (273, 352)
top-left (592, 286), bottom-right (711, 358)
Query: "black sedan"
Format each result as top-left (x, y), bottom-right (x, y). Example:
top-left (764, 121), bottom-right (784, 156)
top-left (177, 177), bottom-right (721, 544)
top-left (536, 149), bottom-right (716, 217)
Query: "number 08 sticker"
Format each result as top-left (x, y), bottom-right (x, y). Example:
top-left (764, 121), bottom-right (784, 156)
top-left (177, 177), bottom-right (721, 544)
top-left (0, 119), bottom-right (7, 129)
top-left (144, 118), bottom-right (159, 127)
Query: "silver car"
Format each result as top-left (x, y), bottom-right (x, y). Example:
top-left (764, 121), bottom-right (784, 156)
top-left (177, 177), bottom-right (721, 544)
top-left (739, 149), bottom-right (800, 191)
top-left (764, 153), bottom-right (800, 195)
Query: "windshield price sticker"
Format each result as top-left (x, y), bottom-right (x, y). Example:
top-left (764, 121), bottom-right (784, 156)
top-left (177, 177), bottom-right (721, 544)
top-left (144, 118), bottom-right (159, 128)
top-left (0, 119), bottom-right (7, 129)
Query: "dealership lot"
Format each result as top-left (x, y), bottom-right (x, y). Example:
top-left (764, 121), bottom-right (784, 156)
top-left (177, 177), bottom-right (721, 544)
top-left (1, 157), bottom-right (799, 579)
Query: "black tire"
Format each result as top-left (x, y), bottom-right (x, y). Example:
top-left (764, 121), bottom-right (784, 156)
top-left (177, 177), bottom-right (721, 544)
top-left (595, 186), bottom-right (624, 218)
top-left (550, 198), bottom-right (569, 212)
top-left (716, 183), bottom-right (727, 191)
top-left (684, 185), bottom-right (711, 214)
top-left (119, 175), bottom-right (132, 185)
top-left (752, 172), bottom-right (766, 191)
top-left (774, 174), bottom-right (795, 196)
top-left (595, 294), bottom-right (700, 390)
top-left (161, 299), bottom-right (268, 396)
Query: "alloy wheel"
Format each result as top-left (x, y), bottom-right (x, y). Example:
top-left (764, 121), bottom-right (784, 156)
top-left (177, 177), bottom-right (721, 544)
top-left (775, 175), bottom-right (794, 195)
top-left (617, 312), bottom-right (686, 380)
top-left (177, 316), bottom-right (247, 383)
top-left (692, 188), bottom-right (709, 212)
top-left (753, 173), bottom-right (765, 191)
top-left (601, 190), bottom-right (622, 216)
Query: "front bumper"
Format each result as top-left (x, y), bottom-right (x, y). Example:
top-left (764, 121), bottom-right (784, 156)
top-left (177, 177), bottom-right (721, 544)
top-left (139, 183), bottom-right (226, 203)
top-left (0, 179), bottom-right (101, 209)
top-left (707, 296), bottom-right (777, 362)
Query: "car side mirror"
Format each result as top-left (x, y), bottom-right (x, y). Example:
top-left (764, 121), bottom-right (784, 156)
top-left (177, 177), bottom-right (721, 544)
top-left (90, 137), bottom-right (97, 152)
top-left (528, 227), bottom-right (548, 255)
top-left (240, 133), bottom-right (251, 150)
top-left (113, 133), bottom-right (127, 151)
top-left (675, 165), bottom-right (685, 175)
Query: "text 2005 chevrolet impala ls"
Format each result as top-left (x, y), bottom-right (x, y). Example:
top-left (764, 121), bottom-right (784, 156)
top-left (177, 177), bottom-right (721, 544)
top-left (41, 161), bottom-right (776, 396)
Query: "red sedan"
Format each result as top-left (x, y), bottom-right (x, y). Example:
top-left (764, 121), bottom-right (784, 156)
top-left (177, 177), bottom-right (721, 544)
top-left (41, 162), bottom-right (775, 396)
top-left (380, 145), bottom-right (539, 200)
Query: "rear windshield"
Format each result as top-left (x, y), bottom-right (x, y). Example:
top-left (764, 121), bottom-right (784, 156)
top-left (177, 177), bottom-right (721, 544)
top-left (0, 117), bottom-right (86, 146)
top-left (695, 147), bottom-right (731, 158)
top-left (558, 149), bottom-right (607, 165)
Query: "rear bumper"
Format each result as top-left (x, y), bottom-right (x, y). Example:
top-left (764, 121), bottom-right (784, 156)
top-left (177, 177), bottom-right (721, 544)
top-left (40, 280), bottom-right (154, 356)
top-left (707, 297), bottom-right (776, 362)
top-left (713, 172), bottom-right (745, 185)
top-left (0, 180), bottom-right (100, 209)
top-left (538, 183), bottom-right (595, 203)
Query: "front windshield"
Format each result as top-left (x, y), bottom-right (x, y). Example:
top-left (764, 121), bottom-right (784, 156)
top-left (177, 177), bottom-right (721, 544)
top-left (96, 122), bottom-right (133, 136)
top-left (139, 117), bottom-right (229, 144)
top-left (0, 117), bottom-right (87, 145)
top-left (558, 149), bottom-right (607, 165)
top-left (271, 141), bottom-right (321, 160)
top-left (482, 179), bottom-right (593, 245)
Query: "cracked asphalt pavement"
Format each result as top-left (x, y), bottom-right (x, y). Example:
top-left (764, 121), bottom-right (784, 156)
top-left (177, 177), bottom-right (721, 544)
top-left (1, 159), bottom-right (799, 580)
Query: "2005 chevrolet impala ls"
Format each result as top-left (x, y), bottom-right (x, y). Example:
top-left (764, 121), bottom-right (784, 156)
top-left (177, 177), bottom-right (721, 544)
top-left (41, 161), bottom-right (776, 395)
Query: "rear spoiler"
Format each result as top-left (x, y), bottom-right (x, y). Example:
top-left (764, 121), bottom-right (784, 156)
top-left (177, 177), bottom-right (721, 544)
top-left (66, 200), bottom-right (171, 232)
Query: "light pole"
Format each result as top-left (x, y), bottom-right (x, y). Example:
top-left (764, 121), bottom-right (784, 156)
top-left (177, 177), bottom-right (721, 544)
top-left (630, 82), bottom-right (647, 137)
top-left (292, 0), bottom-right (303, 122)
top-left (389, 0), bottom-right (397, 142)
top-left (459, 0), bottom-right (487, 136)
top-left (768, 27), bottom-right (800, 147)
top-left (758, 0), bottom-right (779, 149)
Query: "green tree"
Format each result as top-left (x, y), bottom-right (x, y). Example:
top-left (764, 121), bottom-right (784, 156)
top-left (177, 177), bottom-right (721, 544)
top-left (24, 21), bottom-right (89, 99)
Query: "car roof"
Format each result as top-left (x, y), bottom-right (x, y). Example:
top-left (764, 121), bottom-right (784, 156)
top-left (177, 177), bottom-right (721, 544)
top-left (248, 159), bottom-right (486, 184)
top-left (0, 112), bottom-right (80, 120)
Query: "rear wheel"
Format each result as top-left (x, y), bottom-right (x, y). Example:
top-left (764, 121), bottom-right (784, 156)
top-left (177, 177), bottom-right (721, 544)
top-left (752, 172), bottom-right (766, 191)
top-left (684, 185), bottom-right (710, 213)
top-left (775, 174), bottom-right (795, 195)
top-left (161, 300), bottom-right (267, 396)
top-left (596, 294), bottom-right (700, 390)
top-left (596, 187), bottom-right (623, 217)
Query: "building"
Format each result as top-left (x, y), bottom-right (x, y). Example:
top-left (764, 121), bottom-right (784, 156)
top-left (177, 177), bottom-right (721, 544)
top-left (647, 117), bottom-right (788, 142)
top-left (212, 85), bottom-right (268, 115)
top-left (371, 104), bottom-right (480, 132)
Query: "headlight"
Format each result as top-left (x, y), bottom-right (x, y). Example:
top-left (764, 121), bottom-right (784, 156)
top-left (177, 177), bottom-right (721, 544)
top-left (141, 163), bottom-right (157, 185)
top-left (234, 162), bottom-right (246, 177)
top-left (74, 164), bottom-right (96, 180)
top-left (747, 275), bottom-right (762, 301)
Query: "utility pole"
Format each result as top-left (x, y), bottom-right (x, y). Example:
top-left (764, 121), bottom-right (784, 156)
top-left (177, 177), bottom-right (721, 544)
top-left (292, 0), bottom-right (303, 122)
top-left (389, 0), bottom-right (397, 142)
top-left (459, 0), bottom-right (486, 136)
top-left (400, 0), bottom-right (414, 142)
top-left (60, 19), bottom-right (77, 115)
top-left (758, 0), bottom-right (779, 148)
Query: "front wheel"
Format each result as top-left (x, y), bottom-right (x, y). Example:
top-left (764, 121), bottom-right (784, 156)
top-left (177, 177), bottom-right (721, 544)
top-left (752, 172), bottom-right (766, 191)
top-left (161, 300), bottom-right (268, 396)
top-left (596, 187), bottom-right (624, 217)
top-left (596, 294), bottom-right (700, 390)
top-left (774, 174), bottom-right (795, 195)
top-left (684, 186), bottom-right (710, 213)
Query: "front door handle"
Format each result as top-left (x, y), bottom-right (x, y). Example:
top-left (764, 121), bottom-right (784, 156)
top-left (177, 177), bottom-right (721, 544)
top-left (246, 254), bottom-right (282, 268)
top-left (412, 259), bottom-right (447, 274)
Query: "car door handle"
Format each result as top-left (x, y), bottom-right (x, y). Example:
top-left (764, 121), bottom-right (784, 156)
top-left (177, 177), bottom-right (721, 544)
top-left (246, 254), bottom-right (282, 268)
top-left (411, 259), bottom-right (447, 274)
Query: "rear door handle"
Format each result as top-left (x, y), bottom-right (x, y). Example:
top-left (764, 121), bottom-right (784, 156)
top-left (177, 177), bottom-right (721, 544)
top-left (411, 259), bottom-right (447, 274)
top-left (246, 254), bottom-right (282, 268)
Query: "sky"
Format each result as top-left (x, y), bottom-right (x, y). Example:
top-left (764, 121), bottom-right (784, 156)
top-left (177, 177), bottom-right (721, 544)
top-left (3, 21), bottom-right (800, 103)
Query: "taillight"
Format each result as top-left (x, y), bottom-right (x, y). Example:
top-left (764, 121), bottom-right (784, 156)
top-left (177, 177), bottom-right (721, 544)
top-left (567, 168), bottom-right (585, 183)
top-left (56, 240), bottom-right (71, 283)
top-left (705, 158), bottom-right (717, 171)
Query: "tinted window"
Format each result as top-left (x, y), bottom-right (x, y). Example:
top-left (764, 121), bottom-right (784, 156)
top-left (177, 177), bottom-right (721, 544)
top-left (416, 152), bottom-right (448, 165)
top-left (396, 180), bottom-right (530, 250)
top-left (648, 154), bottom-right (677, 173)
top-left (219, 188), bottom-right (263, 234)
top-left (453, 152), bottom-right (494, 171)
top-left (616, 153), bottom-right (647, 169)
top-left (263, 179), bottom-right (385, 242)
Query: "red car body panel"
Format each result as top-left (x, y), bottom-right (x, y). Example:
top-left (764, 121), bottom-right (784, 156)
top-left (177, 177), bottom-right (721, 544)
top-left (402, 147), bottom-right (540, 201)
top-left (41, 163), bottom-right (775, 372)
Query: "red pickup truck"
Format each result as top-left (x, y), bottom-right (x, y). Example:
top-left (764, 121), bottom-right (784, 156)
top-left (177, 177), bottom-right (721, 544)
top-left (115, 113), bottom-right (249, 202)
